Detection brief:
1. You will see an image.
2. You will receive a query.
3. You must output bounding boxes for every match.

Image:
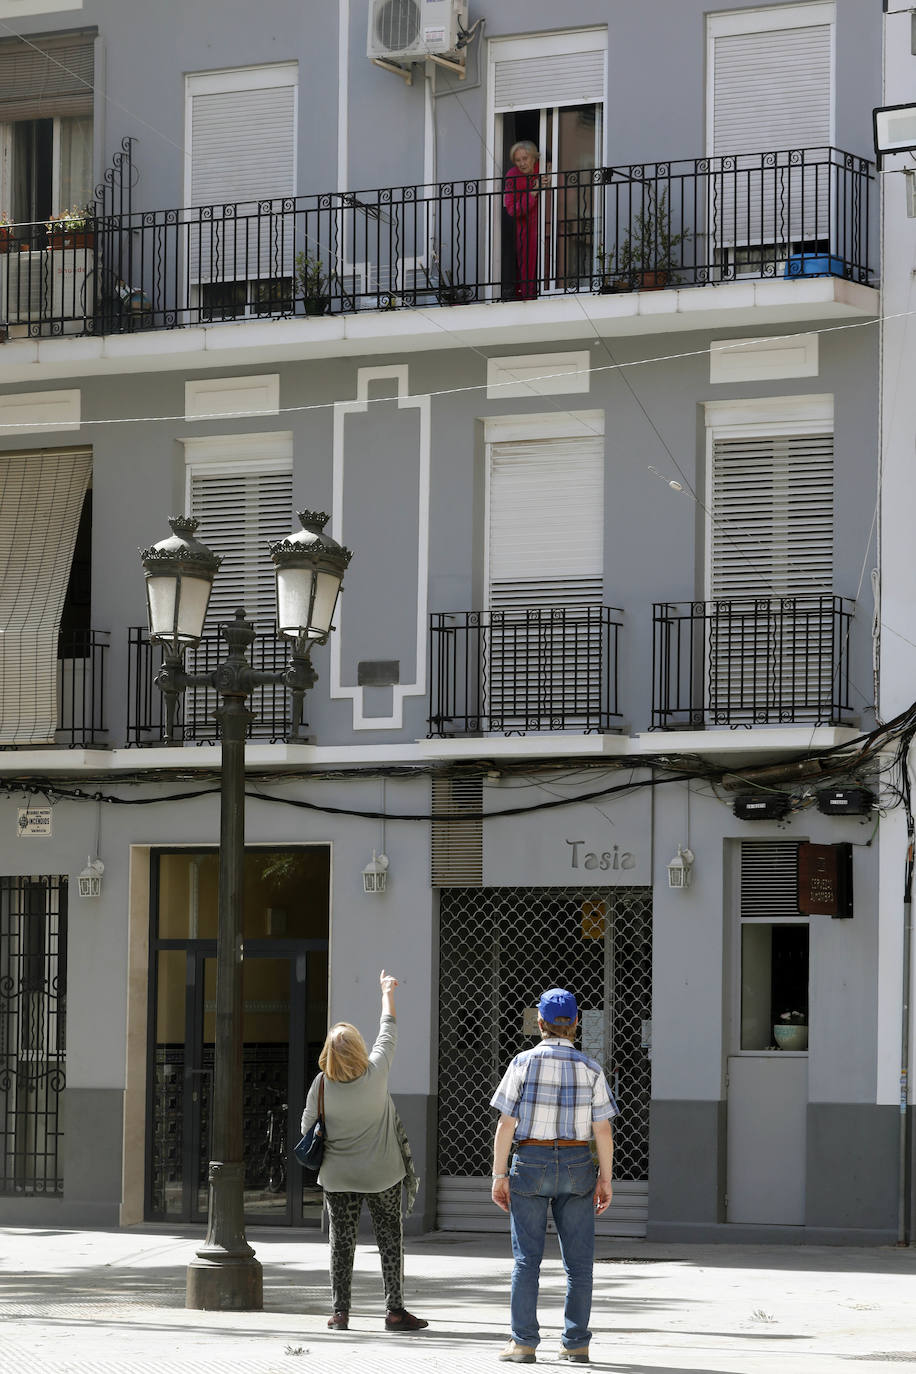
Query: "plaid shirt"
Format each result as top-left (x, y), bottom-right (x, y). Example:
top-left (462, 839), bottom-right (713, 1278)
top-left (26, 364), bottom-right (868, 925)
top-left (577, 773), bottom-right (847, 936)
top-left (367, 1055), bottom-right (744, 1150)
top-left (490, 1037), bottom-right (618, 1142)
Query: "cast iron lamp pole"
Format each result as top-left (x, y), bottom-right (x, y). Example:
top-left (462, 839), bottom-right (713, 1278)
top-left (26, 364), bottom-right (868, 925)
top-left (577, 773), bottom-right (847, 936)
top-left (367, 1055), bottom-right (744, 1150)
top-left (140, 511), bottom-right (351, 1311)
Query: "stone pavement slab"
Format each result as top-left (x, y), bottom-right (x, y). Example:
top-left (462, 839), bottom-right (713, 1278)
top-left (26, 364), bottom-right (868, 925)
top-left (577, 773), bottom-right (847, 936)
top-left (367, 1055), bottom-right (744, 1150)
top-left (1, 1226), bottom-right (916, 1373)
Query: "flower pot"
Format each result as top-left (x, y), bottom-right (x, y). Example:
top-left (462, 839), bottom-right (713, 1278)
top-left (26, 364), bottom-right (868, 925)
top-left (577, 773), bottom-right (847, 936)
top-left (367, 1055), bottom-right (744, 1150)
top-left (599, 276), bottom-right (632, 294)
top-left (48, 231), bottom-right (94, 251)
top-left (636, 269), bottom-right (670, 291)
top-left (0, 227), bottom-right (11, 254)
top-left (773, 1023), bottom-right (808, 1051)
top-left (302, 294), bottom-right (330, 317)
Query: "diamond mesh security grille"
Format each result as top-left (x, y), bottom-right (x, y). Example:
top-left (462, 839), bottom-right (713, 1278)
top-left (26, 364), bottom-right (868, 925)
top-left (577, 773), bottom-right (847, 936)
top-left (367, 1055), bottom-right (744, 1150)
top-left (0, 876), bottom-right (67, 1195)
top-left (437, 886), bottom-right (651, 1182)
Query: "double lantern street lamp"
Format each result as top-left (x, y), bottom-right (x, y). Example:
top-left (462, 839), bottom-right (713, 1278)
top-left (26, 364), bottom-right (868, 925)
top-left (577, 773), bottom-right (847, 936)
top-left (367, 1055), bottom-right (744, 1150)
top-left (139, 510), bottom-right (352, 1311)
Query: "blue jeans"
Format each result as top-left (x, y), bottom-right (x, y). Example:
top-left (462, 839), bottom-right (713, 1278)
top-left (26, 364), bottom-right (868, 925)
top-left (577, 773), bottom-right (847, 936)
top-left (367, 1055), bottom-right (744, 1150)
top-left (508, 1144), bottom-right (597, 1350)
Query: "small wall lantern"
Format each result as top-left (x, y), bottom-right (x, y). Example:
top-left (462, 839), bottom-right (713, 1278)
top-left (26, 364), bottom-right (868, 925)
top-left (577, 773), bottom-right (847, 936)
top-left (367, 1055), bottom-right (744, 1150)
top-left (667, 845), bottom-right (694, 890)
top-left (78, 856), bottom-right (104, 898)
top-left (362, 850), bottom-right (389, 894)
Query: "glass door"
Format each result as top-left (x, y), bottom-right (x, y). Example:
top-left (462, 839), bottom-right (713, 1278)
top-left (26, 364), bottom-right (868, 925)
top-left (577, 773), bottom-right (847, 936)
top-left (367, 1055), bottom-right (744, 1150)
top-left (148, 943), bottom-right (326, 1226)
top-left (539, 104), bottom-right (603, 292)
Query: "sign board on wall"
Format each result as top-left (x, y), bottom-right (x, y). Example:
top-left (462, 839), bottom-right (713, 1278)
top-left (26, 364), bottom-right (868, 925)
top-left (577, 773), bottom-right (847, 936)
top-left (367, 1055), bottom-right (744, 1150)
top-left (17, 807), bottom-right (52, 837)
top-left (482, 788), bottom-right (650, 887)
top-left (798, 841), bottom-right (853, 918)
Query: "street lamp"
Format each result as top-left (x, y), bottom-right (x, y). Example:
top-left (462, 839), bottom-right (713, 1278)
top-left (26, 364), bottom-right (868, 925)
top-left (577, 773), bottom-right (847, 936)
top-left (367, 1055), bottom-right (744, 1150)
top-left (139, 510), bottom-right (351, 1311)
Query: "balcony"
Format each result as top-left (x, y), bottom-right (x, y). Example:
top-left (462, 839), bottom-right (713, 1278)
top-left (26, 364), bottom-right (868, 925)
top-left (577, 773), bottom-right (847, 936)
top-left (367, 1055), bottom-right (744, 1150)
top-left (651, 596), bottom-right (855, 729)
top-left (0, 146), bottom-right (873, 339)
top-left (126, 627), bottom-right (293, 746)
top-left (428, 606), bottom-right (623, 737)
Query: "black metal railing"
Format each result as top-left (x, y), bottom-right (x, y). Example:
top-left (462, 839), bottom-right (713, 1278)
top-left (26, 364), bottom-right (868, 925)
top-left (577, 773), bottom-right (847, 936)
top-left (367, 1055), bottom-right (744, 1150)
top-left (428, 606), bottom-right (623, 736)
top-left (56, 629), bottom-right (109, 746)
top-left (126, 626), bottom-right (293, 745)
top-left (651, 595), bottom-right (855, 729)
top-left (0, 146), bottom-right (873, 337)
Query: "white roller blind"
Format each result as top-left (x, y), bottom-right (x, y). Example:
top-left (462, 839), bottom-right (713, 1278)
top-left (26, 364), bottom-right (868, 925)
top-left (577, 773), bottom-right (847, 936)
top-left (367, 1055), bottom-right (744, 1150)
top-left (189, 463), bottom-right (293, 630)
top-left (0, 448), bottom-right (91, 744)
top-left (188, 76), bottom-right (296, 283)
top-left (493, 49), bottom-right (605, 113)
top-left (488, 435), bottom-right (603, 607)
top-left (709, 433), bottom-right (833, 597)
top-left (711, 21), bottom-right (832, 247)
top-left (0, 32), bottom-right (94, 122)
top-left (712, 26), bottom-right (831, 156)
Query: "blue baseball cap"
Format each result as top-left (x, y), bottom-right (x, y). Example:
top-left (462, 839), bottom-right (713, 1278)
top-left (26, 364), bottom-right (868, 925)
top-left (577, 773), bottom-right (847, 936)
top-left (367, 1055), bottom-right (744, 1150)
top-left (538, 988), bottom-right (578, 1022)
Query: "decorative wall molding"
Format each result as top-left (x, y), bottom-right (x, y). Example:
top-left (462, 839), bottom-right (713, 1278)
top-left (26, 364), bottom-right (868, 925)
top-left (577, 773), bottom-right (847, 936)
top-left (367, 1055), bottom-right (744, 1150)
top-left (487, 350), bottom-right (591, 399)
top-left (0, 389), bottom-right (80, 436)
top-left (185, 375), bottom-right (280, 420)
top-left (710, 334), bottom-right (819, 384)
top-left (331, 365), bottom-right (430, 730)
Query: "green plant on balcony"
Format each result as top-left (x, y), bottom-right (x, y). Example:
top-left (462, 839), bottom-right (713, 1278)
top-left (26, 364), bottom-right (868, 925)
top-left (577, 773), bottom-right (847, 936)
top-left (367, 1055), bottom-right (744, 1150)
top-left (46, 205), bottom-right (95, 249)
top-left (295, 252), bottom-right (335, 315)
top-left (618, 185), bottom-right (691, 289)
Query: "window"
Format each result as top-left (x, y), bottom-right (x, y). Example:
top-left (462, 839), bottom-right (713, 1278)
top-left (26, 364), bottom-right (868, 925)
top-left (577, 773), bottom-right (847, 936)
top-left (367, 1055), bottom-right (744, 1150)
top-left (707, 4), bottom-right (835, 271)
top-left (0, 32), bottom-right (94, 235)
top-left (485, 412), bottom-right (604, 730)
top-left (185, 64), bottom-right (297, 318)
top-left (0, 448), bottom-right (92, 744)
top-left (488, 29), bottom-right (606, 296)
top-left (704, 396), bottom-right (835, 723)
top-left (737, 841), bottom-right (809, 1052)
top-left (0, 876), bottom-right (68, 1196)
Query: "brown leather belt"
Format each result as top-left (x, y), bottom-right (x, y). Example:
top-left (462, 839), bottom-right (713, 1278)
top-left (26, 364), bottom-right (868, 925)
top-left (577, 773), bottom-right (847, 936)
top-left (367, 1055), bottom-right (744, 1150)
top-left (517, 1138), bottom-right (589, 1148)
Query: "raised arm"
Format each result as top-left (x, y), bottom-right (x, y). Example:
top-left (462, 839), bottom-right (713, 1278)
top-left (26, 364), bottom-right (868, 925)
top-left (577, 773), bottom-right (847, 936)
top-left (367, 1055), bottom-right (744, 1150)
top-left (380, 968), bottom-right (398, 1019)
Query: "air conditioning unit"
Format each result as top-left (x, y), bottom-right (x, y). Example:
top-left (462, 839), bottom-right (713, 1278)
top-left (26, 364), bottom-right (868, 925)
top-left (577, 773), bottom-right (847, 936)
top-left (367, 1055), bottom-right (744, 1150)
top-left (368, 0), bottom-right (468, 62)
top-left (0, 249), bottom-right (47, 327)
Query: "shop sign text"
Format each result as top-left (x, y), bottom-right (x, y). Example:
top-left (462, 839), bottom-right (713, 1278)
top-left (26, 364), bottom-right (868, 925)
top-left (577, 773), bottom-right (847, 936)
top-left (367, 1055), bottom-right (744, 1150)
top-left (566, 839), bottom-right (635, 871)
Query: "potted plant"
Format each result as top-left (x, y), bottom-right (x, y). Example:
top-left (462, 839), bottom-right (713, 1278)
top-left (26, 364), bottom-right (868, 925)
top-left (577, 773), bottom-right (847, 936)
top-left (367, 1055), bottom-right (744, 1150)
top-left (0, 214), bottom-right (13, 254)
top-left (595, 245), bottom-right (631, 294)
top-left (46, 206), bottom-right (95, 251)
top-left (295, 252), bottom-right (335, 316)
top-left (773, 1009), bottom-right (808, 1052)
top-left (618, 185), bottom-right (691, 290)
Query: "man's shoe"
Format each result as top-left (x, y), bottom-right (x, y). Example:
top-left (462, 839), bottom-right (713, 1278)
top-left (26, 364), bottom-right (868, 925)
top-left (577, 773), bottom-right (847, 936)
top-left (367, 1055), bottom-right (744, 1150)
top-left (558, 1347), bottom-right (589, 1363)
top-left (498, 1342), bottom-right (537, 1363)
top-left (384, 1308), bottom-right (429, 1331)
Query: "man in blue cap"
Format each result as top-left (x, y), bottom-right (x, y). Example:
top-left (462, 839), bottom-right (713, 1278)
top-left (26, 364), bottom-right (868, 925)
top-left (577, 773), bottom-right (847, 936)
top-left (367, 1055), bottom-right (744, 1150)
top-left (490, 987), bottom-right (617, 1364)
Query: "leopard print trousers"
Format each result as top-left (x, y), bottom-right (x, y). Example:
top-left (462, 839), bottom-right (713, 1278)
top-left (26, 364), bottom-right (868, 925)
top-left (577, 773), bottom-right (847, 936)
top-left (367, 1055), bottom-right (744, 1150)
top-left (324, 1181), bottom-right (404, 1313)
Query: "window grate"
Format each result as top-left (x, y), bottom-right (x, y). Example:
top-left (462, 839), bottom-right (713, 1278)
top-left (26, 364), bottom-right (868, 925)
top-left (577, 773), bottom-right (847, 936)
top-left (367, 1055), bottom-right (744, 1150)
top-left (0, 876), bottom-right (67, 1196)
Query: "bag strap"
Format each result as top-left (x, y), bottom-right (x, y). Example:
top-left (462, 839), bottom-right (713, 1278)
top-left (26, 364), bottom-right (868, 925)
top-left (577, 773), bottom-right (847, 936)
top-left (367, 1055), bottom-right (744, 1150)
top-left (317, 1072), bottom-right (325, 1122)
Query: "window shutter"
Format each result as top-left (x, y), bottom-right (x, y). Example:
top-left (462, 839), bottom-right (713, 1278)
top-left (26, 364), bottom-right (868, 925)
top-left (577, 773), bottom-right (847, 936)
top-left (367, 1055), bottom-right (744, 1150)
top-left (431, 777), bottom-right (482, 887)
top-left (488, 435), bottom-right (603, 609)
top-left (712, 25), bottom-right (831, 157)
top-left (0, 32), bottom-right (95, 122)
top-left (709, 433), bottom-right (833, 598)
top-left (188, 77), bottom-right (296, 283)
top-left (493, 49), bottom-right (605, 113)
top-left (188, 463), bottom-right (293, 631)
top-left (711, 21), bottom-right (832, 247)
top-left (740, 841), bottom-right (803, 920)
top-left (0, 448), bottom-right (92, 744)
top-left (487, 435), bottom-right (604, 730)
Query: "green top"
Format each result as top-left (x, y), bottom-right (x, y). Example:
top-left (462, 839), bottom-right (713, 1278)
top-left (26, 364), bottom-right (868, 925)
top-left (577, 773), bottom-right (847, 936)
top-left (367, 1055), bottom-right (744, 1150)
top-left (300, 1012), bottom-right (405, 1195)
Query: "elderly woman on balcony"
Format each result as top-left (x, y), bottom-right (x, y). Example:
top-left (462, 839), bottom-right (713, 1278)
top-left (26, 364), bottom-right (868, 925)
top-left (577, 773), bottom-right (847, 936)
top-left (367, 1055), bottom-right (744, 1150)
top-left (503, 140), bottom-right (543, 300)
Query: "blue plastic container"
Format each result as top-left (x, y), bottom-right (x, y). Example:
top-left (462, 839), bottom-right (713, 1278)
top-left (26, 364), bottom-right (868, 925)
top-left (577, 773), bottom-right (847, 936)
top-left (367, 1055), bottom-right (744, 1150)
top-left (784, 254), bottom-right (845, 278)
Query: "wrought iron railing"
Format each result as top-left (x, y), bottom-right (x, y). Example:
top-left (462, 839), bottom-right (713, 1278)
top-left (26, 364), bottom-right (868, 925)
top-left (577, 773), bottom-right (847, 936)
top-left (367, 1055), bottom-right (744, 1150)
top-left (0, 146), bottom-right (873, 337)
top-left (651, 595), bottom-right (855, 729)
top-left (126, 627), bottom-right (293, 745)
top-left (57, 629), bottom-right (108, 746)
top-left (428, 605), bottom-right (623, 736)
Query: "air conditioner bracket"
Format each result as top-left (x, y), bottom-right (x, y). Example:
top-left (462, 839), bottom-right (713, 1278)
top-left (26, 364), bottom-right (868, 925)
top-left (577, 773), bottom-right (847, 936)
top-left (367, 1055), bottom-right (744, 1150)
top-left (371, 56), bottom-right (414, 84)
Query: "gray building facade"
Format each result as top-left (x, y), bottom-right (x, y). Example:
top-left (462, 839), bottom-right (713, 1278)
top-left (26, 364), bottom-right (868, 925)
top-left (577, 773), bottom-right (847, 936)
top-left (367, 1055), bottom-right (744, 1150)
top-left (0, 0), bottom-right (899, 1244)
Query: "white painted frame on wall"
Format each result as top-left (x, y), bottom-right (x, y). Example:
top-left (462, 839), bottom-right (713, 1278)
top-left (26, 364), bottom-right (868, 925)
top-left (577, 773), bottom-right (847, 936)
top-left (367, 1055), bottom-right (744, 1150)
top-left (331, 365), bottom-right (430, 730)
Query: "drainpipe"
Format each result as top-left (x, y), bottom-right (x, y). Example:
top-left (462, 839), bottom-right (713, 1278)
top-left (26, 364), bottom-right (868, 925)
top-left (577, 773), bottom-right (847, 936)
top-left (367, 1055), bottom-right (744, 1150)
top-left (898, 744), bottom-right (914, 1245)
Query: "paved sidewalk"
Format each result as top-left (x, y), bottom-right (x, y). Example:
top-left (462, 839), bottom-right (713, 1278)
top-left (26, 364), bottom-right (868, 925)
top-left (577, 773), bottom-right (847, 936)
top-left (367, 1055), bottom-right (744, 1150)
top-left (1, 1225), bottom-right (916, 1373)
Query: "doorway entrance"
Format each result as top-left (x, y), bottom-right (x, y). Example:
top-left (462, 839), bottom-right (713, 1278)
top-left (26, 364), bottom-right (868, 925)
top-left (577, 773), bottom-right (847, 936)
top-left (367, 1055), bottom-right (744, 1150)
top-left (145, 847), bottom-right (329, 1226)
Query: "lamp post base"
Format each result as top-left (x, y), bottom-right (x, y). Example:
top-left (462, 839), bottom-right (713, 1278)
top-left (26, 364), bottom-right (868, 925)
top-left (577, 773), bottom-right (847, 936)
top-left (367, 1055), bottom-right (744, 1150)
top-left (186, 1254), bottom-right (263, 1311)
